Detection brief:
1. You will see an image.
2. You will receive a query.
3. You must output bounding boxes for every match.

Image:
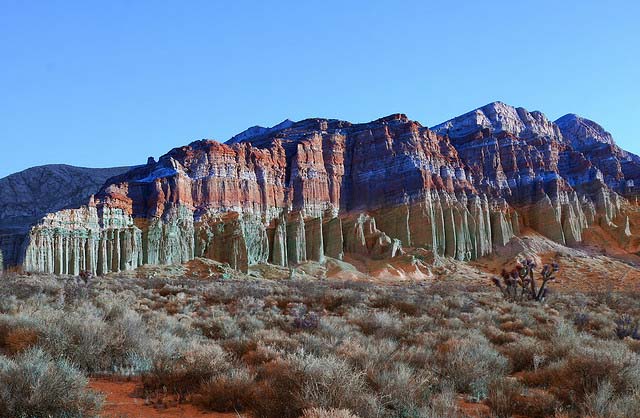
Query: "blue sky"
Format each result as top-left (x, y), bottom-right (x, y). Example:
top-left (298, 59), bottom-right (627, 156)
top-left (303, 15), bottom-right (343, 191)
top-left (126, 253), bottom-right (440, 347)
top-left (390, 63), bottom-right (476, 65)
top-left (1, 0), bottom-right (639, 178)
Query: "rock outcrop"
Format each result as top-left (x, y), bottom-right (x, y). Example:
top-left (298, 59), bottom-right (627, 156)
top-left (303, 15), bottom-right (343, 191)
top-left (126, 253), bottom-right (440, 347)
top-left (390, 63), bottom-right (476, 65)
top-left (194, 211), bottom-right (268, 272)
top-left (432, 101), bottom-right (639, 248)
top-left (8, 102), bottom-right (640, 275)
top-left (556, 114), bottom-right (640, 197)
top-left (23, 205), bottom-right (142, 275)
top-left (0, 164), bottom-right (131, 269)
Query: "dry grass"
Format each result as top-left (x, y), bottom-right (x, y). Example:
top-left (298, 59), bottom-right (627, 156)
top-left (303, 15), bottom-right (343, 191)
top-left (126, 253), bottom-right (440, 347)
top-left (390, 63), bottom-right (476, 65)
top-left (0, 270), bottom-right (638, 417)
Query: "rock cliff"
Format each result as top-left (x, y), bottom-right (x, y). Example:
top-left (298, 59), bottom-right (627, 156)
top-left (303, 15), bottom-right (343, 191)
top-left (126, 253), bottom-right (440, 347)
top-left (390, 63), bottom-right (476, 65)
top-left (556, 113), bottom-right (640, 197)
top-left (8, 103), bottom-right (640, 275)
top-left (431, 101), bottom-right (634, 247)
top-left (0, 164), bottom-right (131, 269)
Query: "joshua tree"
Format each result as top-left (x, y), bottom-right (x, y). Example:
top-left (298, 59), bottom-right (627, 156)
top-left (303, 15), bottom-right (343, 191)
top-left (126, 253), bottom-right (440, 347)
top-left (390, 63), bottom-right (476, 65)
top-left (492, 259), bottom-right (559, 302)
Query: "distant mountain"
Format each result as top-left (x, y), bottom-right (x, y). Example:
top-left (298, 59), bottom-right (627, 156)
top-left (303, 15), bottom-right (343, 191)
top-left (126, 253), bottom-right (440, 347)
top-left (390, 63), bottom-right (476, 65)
top-left (555, 113), bottom-right (640, 191)
top-left (226, 119), bottom-right (295, 145)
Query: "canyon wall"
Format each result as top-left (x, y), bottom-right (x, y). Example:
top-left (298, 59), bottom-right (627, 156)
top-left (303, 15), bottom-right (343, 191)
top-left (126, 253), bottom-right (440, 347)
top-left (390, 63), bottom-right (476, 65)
top-left (14, 103), bottom-right (640, 275)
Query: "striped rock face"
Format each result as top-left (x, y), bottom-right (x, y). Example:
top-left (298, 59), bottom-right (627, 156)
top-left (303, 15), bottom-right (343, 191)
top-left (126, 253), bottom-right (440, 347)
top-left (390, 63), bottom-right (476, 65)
top-left (13, 103), bottom-right (640, 275)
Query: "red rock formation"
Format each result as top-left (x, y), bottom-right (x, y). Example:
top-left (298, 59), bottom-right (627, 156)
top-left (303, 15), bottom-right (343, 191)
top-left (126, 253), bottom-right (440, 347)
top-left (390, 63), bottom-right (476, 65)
top-left (15, 103), bottom-right (640, 275)
top-left (94, 114), bottom-right (477, 219)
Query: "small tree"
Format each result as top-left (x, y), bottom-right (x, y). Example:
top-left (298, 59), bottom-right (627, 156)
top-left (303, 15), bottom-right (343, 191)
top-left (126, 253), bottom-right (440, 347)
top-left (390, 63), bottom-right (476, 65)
top-left (492, 259), bottom-right (559, 302)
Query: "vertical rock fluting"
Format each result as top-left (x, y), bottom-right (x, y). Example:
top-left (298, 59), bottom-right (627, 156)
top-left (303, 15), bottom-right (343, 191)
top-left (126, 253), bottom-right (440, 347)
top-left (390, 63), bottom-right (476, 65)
top-left (24, 206), bottom-right (142, 275)
top-left (19, 105), bottom-right (640, 274)
top-left (371, 192), bottom-right (511, 262)
top-left (342, 213), bottom-right (402, 259)
top-left (286, 212), bottom-right (307, 265)
top-left (142, 204), bottom-right (195, 266)
top-left (322, 217), bottom-right (344, 260)
top-left (0, 164), bottom-right (133, 270)
top-left (194, 212), bottom-right (269, 273)
top-left (432, 101), bottom-right (637, 248)
top-left (304, 216), bottom-right (324, 262)
top-left (20, 120), bottom-right (518, 274)
top-left (268, 214), bottom-right (288, 267)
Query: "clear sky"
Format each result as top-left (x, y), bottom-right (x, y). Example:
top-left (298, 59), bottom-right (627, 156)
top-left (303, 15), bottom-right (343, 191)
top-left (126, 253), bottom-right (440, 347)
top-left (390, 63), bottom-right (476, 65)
top-left (1, 0), bottom-right (639, 178)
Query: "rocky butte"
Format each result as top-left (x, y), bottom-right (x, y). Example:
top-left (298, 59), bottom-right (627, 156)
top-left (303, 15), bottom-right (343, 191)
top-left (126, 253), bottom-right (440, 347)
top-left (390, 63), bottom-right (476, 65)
top-left (3, 102), bottom-right (639, 275)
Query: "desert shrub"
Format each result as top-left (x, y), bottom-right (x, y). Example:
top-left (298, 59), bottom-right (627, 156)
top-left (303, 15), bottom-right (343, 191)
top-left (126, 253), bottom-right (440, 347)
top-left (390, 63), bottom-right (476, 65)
top-left (105, 308), bottom-right (153, 372)
top-left (241, 341), bottom-right (281, 366)
top-left (581, 380), bottom-right (640, 418)
top-left (349, 309), bottom-right (404, 339)
top-left (570, 309), bottom-right (616, 338)
top-left (290, 303), bottom-right (320, 330)
top-left (194, 307), bottom-right (242, 340)
top-left (294, 351), bottom-right (377, 416)
top-left (294, 332), bottom-right (334, 356)
top-left (194, 366), bottom-right (255, 412)
top-left (319, 288), bottom-right (364, 312)
top-left (487, 377), bottom-right (523, 417)
top-left (232, 296), bottom-right (266, 314)
top-left (0, 295), bottom-right (19, 313)
top-left (500, 336), bottom-right (546, 372)
top-left (369, 362), bottom-right (433, 414)
top-left (318, 316), bottom-right (359, 341)
top-left (522, 341), bottom-right (640, 406)
top-left (221, 337), bottom-right (257, 358)
top-left (625, 338), bottom-right (640, 354)
top-left (249, 357), bottom-right (306, 418)
top-left (143, 337), bottom-right (230, 399)
top-left (302, 408), bottom-right (360, 418)
top-left (434, 332), bottom-right (509, 399)
top-left (614, 314), bottom-right (640, 340)
top-left (370, 294), bottom-right (421, 316)
top-left (250, 351), bottom-right (379, 418)
top-left (499, 318), bottom-right (525, 333)
top-left (3, 271), bottom-right (640, 416)
top-left (573, 312), bottom-right (590, 330)
top-left (340, 337), bottom-right (399, 372)
top-left (250, 327), bottom-right (300, 353)
top-left (235, 311), bottom-right (266, 333)
top-left (420, 386), bottom-right (461, 418)
top-left (145, 310), bottom-right (196, 339)
top-left (36, 305), bottom-right (110, 372)
top-left (483, 325), bottom-right (518, 345)
top-left (487, 377), bottom-right (559, 418)
top-left (0, 314), bottom-right (41, 354)
top-left (35, 303), bottom-right (150, 374)
top-left (61, 280), bottom-right (91, 304)
top-left (545, 320), bottom-right (581, 362)
top-left (0, 348), bottom-right (102, 417)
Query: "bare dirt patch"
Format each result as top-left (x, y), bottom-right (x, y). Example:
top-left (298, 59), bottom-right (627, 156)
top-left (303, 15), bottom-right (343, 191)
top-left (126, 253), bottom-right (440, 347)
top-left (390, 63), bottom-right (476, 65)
top-left (90, 378), bottom-right (239, 418)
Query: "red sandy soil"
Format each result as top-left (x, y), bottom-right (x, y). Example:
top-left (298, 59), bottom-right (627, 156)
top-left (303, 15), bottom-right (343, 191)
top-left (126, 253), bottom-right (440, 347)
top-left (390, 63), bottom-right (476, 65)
top-left (456, 397), bottom-right (492, 417)
top-left (467, 228), bottom-right (640, 293)
top-left (89, 378), bottom-right (239, 418)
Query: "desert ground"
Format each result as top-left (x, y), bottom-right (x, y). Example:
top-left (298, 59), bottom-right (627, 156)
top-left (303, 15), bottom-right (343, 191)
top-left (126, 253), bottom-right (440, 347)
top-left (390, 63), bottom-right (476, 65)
top-left (1, 231), bottom-right (640, 418)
